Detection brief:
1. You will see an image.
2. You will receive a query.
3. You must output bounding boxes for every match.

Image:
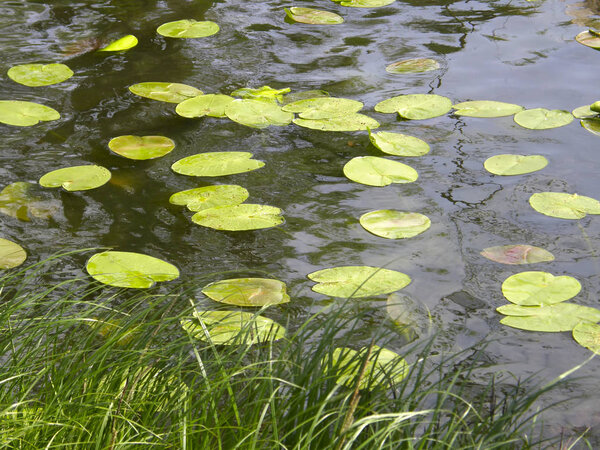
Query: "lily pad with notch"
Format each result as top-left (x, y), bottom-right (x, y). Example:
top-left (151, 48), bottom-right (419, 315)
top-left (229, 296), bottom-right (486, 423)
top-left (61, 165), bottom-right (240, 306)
top-left (484, 154), bottom-right (548, 176)
top-left (501, 271), bottom-right (581, 306)
top-left (369, 130), bottom-right (430, 156)
top-left (157, 20), bottom-right (219, 38)
top-left (374, 94), bottom-right (452, 120)
top-left (202, 278), bottom-right (290, 306)
top-left (360, 210), bottom-right (431, 239)
top-left (39, 165), bottom-right (111, 191)
top-left (285, 7), bottom-right (344, 25)
top-left (573, 322), bottom-right (600, 354)
top-left (481, 245), bottom-right (554, 265)
top-left (172, 152), bottom-right (264, 177)
top-left (386, 58), bottom-right (439, 74)
top-left (169, 185), bottom-right (249, 212)
top-left (108, 135), bottom-right (175, 160)
top-left (98, 35), bottom-right (138, 52)
top-left (452, 100), bottom-right (524, 118)
top-left (129, 82), bottom-right (202, 103)
top-left (192, 204), bottom-right (284, 231)
top-left (176, 94), bottom-right (235, 118)
top-left (0, 101), bottom-right (60, 127)
top-left (282, 97), bottom-right (363, 119)
top-left (497, 303), bottom-right (600, 332)
top-left (293, 114), bottom-right (379, 131)
top-left (529, 192), bottom-right (600, 219)
top-left (514, 108), bottom-right (573, 130)
top-left (0, 238), bottom-right (27, 269)
top-left (7, 63), bottom-right (73, 87)
top-left (343, 156), bottom-right (418, 187)
top-left (225, 99), bottom-right (294, 128)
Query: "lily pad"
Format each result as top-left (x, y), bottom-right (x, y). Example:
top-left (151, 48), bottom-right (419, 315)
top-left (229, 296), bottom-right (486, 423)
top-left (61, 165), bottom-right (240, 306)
top-left (285, 7), bottom-right (344, 25)
top-left (129, 82), bottom-right (203, 103)
top-left (0, 238), bottom-right (27, 269)
top-left (0, 101), bottom-right (60, 127)
top-left (374, 94), bottom-right (452, 120)
top-left (171, 152), bottom-right (264, 177)
top-left (514, 108), bottom-right (573, 130)
top-left (483, 154), bottom-right (548, 176)
top-left (529, 192), bottom-right (600, 219)
top-left (360, 210), bottom-right (431, 239)
top-left (7, 63), bottom-right (73, 87)
top-left (343, 156), bottom-right (418, 187)
top-left (581, 118), bottom-right (600, 136)
top-left (369, 131), bottom-right (430, 156)
top-left (480, 245), bottom-right (554, 265)
top-left (331, 0), bottom-right (396, 7)
top-left (0, 182), bottom-right (59, 221)
top-left (192, 204), bottom-right (284, 231)
top-left (572, 322), bottom-right (600, 354)
top-left (98, 35), bottom-right (138, 52)
top-left (452, 100), bottom-right (524, 118)
top-left (108, 135), bottom-right (175, 160)
top-left (157, 20), bottom-right (219, 38)
top-left (385, 58), bottom-right (439, 74)
top-left (202, 278), bottom-right (290, 306)
top-left (230, 86), bottom-right (291, 103)
top-left (176, 94), bottom-right (235, 118)
top-left (169, 185), bottom-right (249, 212)
top-left (572, 105), bottom-right (598, 119)
top-left (293, 114), bottom-right (380, 131)
top-left (86, 251), bottom-right (179, 288)
top-left (575, 30), bottom-right (600, 50)
top-left (282, 97), bottom-right (363, 119)
top-left (501, 271), bottom-right (581, 306)
top-left (39, 165), bottom-right (111, 191)
top-left (497, 303), bottom-right (600, 332)
top-left (308, 265), bottom-right (410, 298)
top-left (225, 99), bottom-right (294, 128)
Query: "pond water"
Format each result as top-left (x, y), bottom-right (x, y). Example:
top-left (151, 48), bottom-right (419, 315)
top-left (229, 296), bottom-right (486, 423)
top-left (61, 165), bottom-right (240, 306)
top-left (2, 0), bottom-right (600, 442)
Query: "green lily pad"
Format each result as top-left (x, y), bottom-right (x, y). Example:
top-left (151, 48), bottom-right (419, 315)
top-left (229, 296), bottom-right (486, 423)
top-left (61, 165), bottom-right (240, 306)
top-left (581, 118), bottom-right (600, 136)
top-left (282, 90), bottom-right (330, 105)
top-left (282, 97), bottom-right (363, 119)
top-left (483, 154), bottom-right (548, 176)
top-left (86, 251), bottom-right (179, 288)
top-left (572, 105), bottom-right (598, 119)
top-left (529, 192), bottom-right (600, 219)
top-left (0, 182), bottom-right (59, 221)
top-left (331, 0), bottom-right (396, 8)
top-left (514, 108), bottom-right (573, 130)
top-left (157, 20), bottom-right (219, 38)
top-left (501, 271), bottom-right (581, 306)
top-left (169, 185), bottom-right (249, 212)
top-left (285, 7), bottom-right (344, 25)
top-left (202, 278), bottom-right (290, 306)
top-left (385, 58), bottom-right (440, 74)
top-left (374, 94), bottom-right (452, 120)
top-left (369, 131), bottom-right (430, 156)
top-left (575, 30), bottom-right (600, 50)
top-left (39, 165), bottom-right (111, 191)
top-left (293, 114), bottom-right (380, 131)
top-left (308, 265), bottom-right (410, 298)
top-left (129, 82), bottom-right (203, 103)
top-left (230, 86), bottom-right (291, 104)
top-left (360, 210), bottom-right (431, 239)
top-left (225, 99), bottom-right (294, 128)
top-left (0, 101), bottom-right (60, 127)
top-left (343, 156), bottom-right (418, 187)
top-left (192, 204), bottom-right (284, 231)
top-left (480, 245), bottom-right (554, 265)
top-left (176, 94), bottom-right (235, 118)
top-left (497, 303), bottom-right (600, 332)
top-left (452, 100), bottom-right (524, 118)
top-left (182, 310), bottom-right (285, 345)
top-left (108, 135), bottom-right (175, 160)
top-left (572, 322), bottom-right (600, 354)
top-left (7, 63), bottom-right (73, 87)
top-left (171, 152), bottom-right (264, 177)
top-left (0, 238), bottom-right (27, 269)
top-left (98, 35), bottom-right (138, 52)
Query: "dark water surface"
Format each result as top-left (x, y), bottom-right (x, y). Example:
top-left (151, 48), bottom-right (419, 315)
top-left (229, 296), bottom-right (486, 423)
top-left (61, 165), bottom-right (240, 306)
top-left (2, 0), bottom-right (600, 441)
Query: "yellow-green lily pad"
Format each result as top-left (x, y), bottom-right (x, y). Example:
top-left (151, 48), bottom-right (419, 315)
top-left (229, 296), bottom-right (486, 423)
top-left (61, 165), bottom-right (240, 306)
top-left (172, 152), bottom-right (264, 177)
top-left (374, 94), bottom-right (452, 120)
top-left (529, 192), bottom-right (600, 219)
top-left (192, 204), bottom-right (284, 231)
top-left (480, 245), bottom-right (554, 265)
top-left (202, 278), bottom-right (290, 306)
top-left (331, 0), bottom-right (396, 7)
top-left (501, 271), bottom-right (581, 306)
top-left (282, 97), bottom-right (363, 119)
top-left (169, 185), bottom-right (249, 212)
top-left (452, 100), bottom-right (524, 118)
top-left (7, 63), bottom-right (73, 87)
top-left (385, 58), bottom-right (439, 74)
top-left (285, 7), bottom-right (344, 25)
top-left (575, 30), bottom-right (600, 50)
top-left (176, 94), bottom-right (235, 118)
top-left (572, 322), bottom-right (600, 354)
top-left (572, 105), bottom-right (598, 119)
top-left (369, 130), bottom-right (430, 156)
top-left (230, 86), bottom-right (291, 104)
top-left (484, 154), bottom-right (548, 176)
top-left (343, 156), bottom-right (418, 187)
top-left (0, 101), bottom-right (60, 127)
top-left (39, 165), bottom-right (111, 191)
top-left (157, 20), bottom-right (219, 38)
top-left (98, 35), bottom-right (138, 52)
top-left (514, 108), bottom-right (573, 130)
top-left (108, 135), bottom-right (175, 160)
top-left (129, 82), bottom-right (203, 103)
top-left (225, 99), bottom-right (293, 128)
top-left (581, 118), bottom-right (600, 136)
top-left (293, 113), bottom-right (379, 131)
top-left (360, 210), bottom-right (431, 239)
top-left (0, 238), bottom-right (27, 269)
top-left (497, 303), bottom-right (600, 332)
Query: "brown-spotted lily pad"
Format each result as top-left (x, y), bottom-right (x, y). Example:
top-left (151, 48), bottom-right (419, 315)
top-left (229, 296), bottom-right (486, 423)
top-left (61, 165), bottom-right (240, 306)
top-left (481, 245), bottom-right (555, 265)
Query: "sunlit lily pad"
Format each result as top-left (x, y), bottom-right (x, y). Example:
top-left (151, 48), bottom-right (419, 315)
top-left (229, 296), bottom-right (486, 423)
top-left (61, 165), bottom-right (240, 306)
top-left (452, 100), bottom-right (524, 118)
top-left (98, 35), bottom-right (138, 52)
top-left (331, 0), bottom-right (396, 7)
top-left (157, 20), bottom-right (219, 38)
top-left (176, 94), bottom-right (235, 118)
top-left (0, 182), bottom-right (59, 221)
top-left (202, 278), bottom-right (290, 306)
top-left (230, 86), bottom-right (291, 103)
top-left (129, 82), bottom-right (203, 103)
top-left (308, 265), bottom-right (410, 298)
top-left (374, 94), bottom-right (452, 120)
top-left (501, 271), bottom-right (581, 306)
top-left (169, 185), bottom-right (249, 212)
top-left (172, 152), bottom-right (264, 177)
top-left (282, 97), bottom-right (363, 119)
top-left (483, 154), bottom-right (548, 176)
top-left (497, 303), bottom-right (600, 332)
top-left (581, 118), bottom-right (600, 136)
top-left (293, 114), bottom-right (380, 131)
top-left (108, 135), bottom-right (175, 160)
top-left (225, 99), bottom-right (294, 128)
top-left (7, 63), bottom-right (73, 87)
top-left (39, 165), bottom-right (111, 191)
top-left (86, 251), bottom-right (179, 288)
top-left (0, 101), bottom-right (60, 127)
top-left (192, 204), bottom-right (284, 231)
top-left (343, 156), bottom-right (418, 187)
top-left (369, 131), bottom-right (430, 156)
top-left (529, 192), bottom-right (600, 219)
top-left (182, 310), bottom-right (285, 345)
top-left (575, 30), bottom-right (600, 50)
top-left (385, 58), bottom-right (439, 74)
top-left (282, 90), bottom-right (330, 105)
top-left (0, 238), bottom-right (26, 269)
top-left (514, 108), bottom-right (573, 130)
top-left (480, 245), bottom-right (554, 265)
top-left (572, 322), bottom-right (600, 354)
top-left (285, 7), bottom-right (344, 25)
top-left (572, 105), bottom-right (598, 119)
top-left (360, 210), bottom-right (431, 239)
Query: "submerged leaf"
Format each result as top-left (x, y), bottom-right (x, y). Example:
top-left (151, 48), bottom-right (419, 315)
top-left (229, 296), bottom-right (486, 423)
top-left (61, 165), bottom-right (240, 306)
top-left (98, 35), bottom-right (138, 51)
top-left (129, 82), bottom-right (202, 103)
top-left (369, 131), bottom-right (430, 156)
top-left (581, 118), bottom-right (600, 137)
top-left (452, 100), bottom-right (524, 118)
top-left (172, 152), bottom-right (264, 177)
top-left (231, 86), bottom-right (291, 103)
top-left (374, 94), bottom-right (452, 120)
top-left (293, 114), bottom-right (379, 131)
top-left (514, 108), bottom-right (573, 130)
top-left (192, 204), bottom-right (284, 231)
top-left (7, 63), bottom-right (73, 87)
top-left (575, 30), bottom-right (600, 50)
top-left (39, 165), bottom-right (111, 191)
top-left (343, 156), bottom-right (418, 186)
top-left (0, 238), bottom-right (27, 269)
top-left (225, 99), bottom-right (293, 128)
top-left (176, 94), bottom-right (235, 118)
top-left (331, 0), bottom-right (396, 7)
top-left (386, 293), bottom-right (432, 341)
top-left (285, 7), bottom-right (344, 25)
top-left (0, 182), bottom-right (59, 221)
top-left (497, 303), bottom-right (600, 332)
top-left (483, 154), bottom-right (548, 176)
top-left (529, 192), bottom-right (600, 219)
top-left (282, 90), bottom-right (330, 105)
top-left (572, 322), bottom-right (600, 354)
top-left (169, 185), bottom-right (249, 212)
top-left (0, 101), bottom-right (60, 127)
top-left (108, 135), bottom-right (175, 160)
top-left (157, 20), bottom-right (219, 38)
top-left (202, 278), bottom-right (290, 306)
top-left (385, 58), bottom-right (439, 74)
top-left (360, 210), bottom-right (431, 239)
top-left (480, 245), bottom-right (554, 265)
top-left (501, 271), bottom-right (581, 306)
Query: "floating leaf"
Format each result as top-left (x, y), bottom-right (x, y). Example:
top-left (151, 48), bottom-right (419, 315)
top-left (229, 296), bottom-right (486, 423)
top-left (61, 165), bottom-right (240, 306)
top-left (573, 322), bottom-right (600, 354)
top-left (497, 303), bottom-right (600, 332)
top-left (282, 90), bottom-right (329, 105)
top-left (575, 30), bottom-right (600, 50)
top-left (98, 35), bottom-right (138, 52)
top-left (0, 101), bottom-right (60, 127)
top-left (385, 58), bottom-right (439, 74)
top-left (501, 271), bottom-right (581, 306)
top-left (529, 192), bottom-right (600, 219)
top-left (514, 108), bottom-right (573, 130)
top-left (282, 97), bottom-right (363, 119)
top-left (225, 99), bottom-right (293, 128)
top-left (343, 156), bottom-right (418, 187)
top-left (0, 238), bottom-right (26, 269)
top-left (0, 182), bottom-right (59, 221)
top-left (285, 7), bottom-right (344, 25)
top-left (108, 135), bottom-right (174, 160)
top-left (374, 94), bottom-right (452, 120)
top-left (171, 152), bottom-right (264, 177)
top-left (483, 154), bottom-right (548, 176)
top-left (86, 251), bottom-right (179, 288)
top-left (39, 165), bottom-right (111, 191)
top-left (331, 0), bottom-right (396, 7)
top-left (169, 185), bottom-right (249, 212)
top-left (7, 63), bottom-right (73, 87)
top-left (129, 82), bottom-right (202, 103)
top-left (157, 20), bottom-right (219, 38)
top-left (202, 278), bottom-right (290, 306)
top-left (230, 86), bottom-right (291, 104)
top-left (581, 118), bottom-right (600, 137)
top-left (360, 210), bottom-right (430, 239)
top-left (572, 105), bottom-right (598, 119)
top-left (293, 114), bottom-right (379, 131)
top-left (480, 245), bottom-right (554, 265)
top-left (308, 265), bottom-right (410, 298)
top-left (369, 131), bottom-right (430, 156)
top-left (176, 94), bottom-right (235, 118)
top-left (192, 204), bottom-right (284, 231)
top-left (452, 100), bottom-right (524, 118)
